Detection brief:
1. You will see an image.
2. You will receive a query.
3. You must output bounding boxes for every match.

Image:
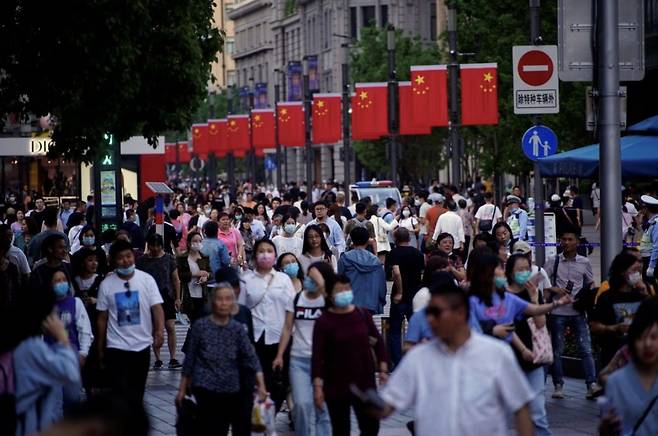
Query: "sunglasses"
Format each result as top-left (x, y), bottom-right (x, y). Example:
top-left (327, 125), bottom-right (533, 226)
top-left (124, 281), bottom-right (132, 298)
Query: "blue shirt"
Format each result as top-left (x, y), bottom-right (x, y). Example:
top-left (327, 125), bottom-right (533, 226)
top-left (469, 291), bottom-right (529, 342)
top-left (640, 214), bottom-right (658, 269)
top-left (405, 308), bottom-right (433, 343)
top-left (250, 219), bottom-right (266, 240)
top-left (201, 238), bottom-right (231, 276)
top-left (606, 363), bottom-right (658, 436)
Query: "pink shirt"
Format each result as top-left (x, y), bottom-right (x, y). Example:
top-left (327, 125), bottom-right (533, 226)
top-left (218, 227), bottom-right (242, 259)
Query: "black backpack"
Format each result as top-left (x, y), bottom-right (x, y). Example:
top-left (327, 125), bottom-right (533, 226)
top-left (0, 355), bottom-right (17, 436)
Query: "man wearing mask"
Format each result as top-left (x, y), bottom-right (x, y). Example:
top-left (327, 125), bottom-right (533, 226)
top-left (505, 195), bottom-right (529, 241)
top-left (639, 194), bottom-right (658, 282)
top-left (96, 239), bottom-right (164, 404)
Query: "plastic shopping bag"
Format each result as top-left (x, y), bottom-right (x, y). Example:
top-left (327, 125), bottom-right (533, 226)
top-left (251, 394), bottom-right (277, 435)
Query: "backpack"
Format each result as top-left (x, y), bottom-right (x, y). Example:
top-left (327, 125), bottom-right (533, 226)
top-left (478, 204), bottom-right (497, 232)
top-left (0, 354), bottom-right (17, 436)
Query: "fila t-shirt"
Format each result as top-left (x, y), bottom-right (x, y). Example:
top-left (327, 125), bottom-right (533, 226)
top-left (286, 292), bottom-right (325, 358)
top-left (96, 270), bottom-right (164, 352)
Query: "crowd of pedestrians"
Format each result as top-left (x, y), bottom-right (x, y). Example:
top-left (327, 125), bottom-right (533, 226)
top-left (0, 178), bottom-right (657, 436)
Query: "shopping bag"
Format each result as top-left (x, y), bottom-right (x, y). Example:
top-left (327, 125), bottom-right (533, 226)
top-left (251, 394), bottom-right (278, 435)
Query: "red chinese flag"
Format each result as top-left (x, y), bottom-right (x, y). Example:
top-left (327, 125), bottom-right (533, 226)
top-left (460, 63), bottom-right (499, 126)
top-left (165, 143), bottom-right (176, 163)
top-left (255, 148), bottom-right (265, 157)
top-left (399, 82), bottom-right (432, 135)
top-left (227, 115), bottom-right (250, 152)
top-left (207, 119), bottom-right (224, 157)
top-left (191, 123), bottom-right (209, 158)
top-left (252, 109), bottom-right (275, 149)
top-left (312, 93), bottom-right (342, 144)
top-left (351, 83), bottom-right (388, 140)
top-left (177, 142), bottom-right (191, 162)
top-left (410, 65), bottom-right (448, 127)
top-left (277, 102), bottom-right (305, 147)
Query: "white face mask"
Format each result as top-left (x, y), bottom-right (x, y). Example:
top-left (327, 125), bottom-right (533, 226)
top-left (627, 271), bottom-right (642, 286)
top-left (402, 210), bottom-right (411, 218)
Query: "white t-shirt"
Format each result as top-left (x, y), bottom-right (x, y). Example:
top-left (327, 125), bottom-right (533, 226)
top-left (419, 202), bottom-right (431, 235)
top-left (531, 265), bottom-right (551, 293)
top-left (96, 270), bottom-right (163, 351)
top-left (380, 334), bottom-right (533, 436)
top-left (474, 204), bottom-right (502, 232)
top-left (272, 235), bottom-right (304, 259)
top-left (399, 217), bottom-right (419, 232)
top-left (286, 292), bottom-right (325, 358)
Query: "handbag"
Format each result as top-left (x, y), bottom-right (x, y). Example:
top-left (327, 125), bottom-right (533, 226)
top-left (527, 318), bottom-right (554, 364)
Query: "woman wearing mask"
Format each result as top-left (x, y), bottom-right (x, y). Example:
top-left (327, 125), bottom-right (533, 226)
top-left (278, 252), bottom-right (304, 293)
top-left (177, 232), bottom-right (211, 323)
top-left (12, 294), bottom-right (80, 435)
top-left (599, 298), bottom-right (658, 436)
top-left (468, 251), bottom-right (572, 343)
top-left (299, 225), bottom-right (337, 274)
top-left (432, 233), bottom-right (467, 283)
top-left (273, 262), bottom-right (334, 436)
top-left (72, 247), bottom-right (105, 396)
top-left (218, 212), bottom-right (245, 267)
top-left (239, 239), bottom-right (296, 412)
top-left (72, 226), bottom-right (108, 275)
top-left (397, 205), bottom-right (420, 248)
top-left (67, 213), bottom-right (86, 254)
top-left (255, 203), bottom-right (272, 235)
top-left (505, 253), bottom-right (553, 436)
top-left (177, 283), bottom-right (267, 435)
top-left (232, 207), bottom-right (245, 227)
top-left (273, 214), bottom-right (304, 259)
top-left (238, 218), bottom-right (256, 261)
top-left (591, 251), bottom-right (649, 367)
top-left (312, 274), bottom-right (388, 436)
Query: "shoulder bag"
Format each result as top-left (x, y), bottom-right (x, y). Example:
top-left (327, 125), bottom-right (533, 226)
top-left (527, 318), bottom-right (554, 364)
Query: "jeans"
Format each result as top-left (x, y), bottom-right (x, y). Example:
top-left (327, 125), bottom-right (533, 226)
top-left (387, 301), bottom-right (414, 367)
top-left (548, 314), bottom-right (597, 386)
top-left (526, 366), bottom-right (552, 436)
top-left (289, 356), bottom-right (331, 436)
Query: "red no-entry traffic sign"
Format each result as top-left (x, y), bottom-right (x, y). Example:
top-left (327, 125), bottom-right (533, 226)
top-left (517, 50), bottom-right (554, 86)
top-left (513, 45), bottom-right (559, 114)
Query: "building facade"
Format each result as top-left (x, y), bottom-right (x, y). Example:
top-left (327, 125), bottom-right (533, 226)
top-left (210, 0), bottom-right (237, 90)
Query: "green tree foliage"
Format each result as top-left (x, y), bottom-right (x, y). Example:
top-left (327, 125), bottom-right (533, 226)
top-left (452, 0), bottom-right (589, 176)
top-left (0, 0), bottom-right (222, 162)
top-left (350, 26), bottom-right (448, 183)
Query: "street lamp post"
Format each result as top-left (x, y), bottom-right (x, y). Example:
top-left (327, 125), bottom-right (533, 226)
top-left (248, 77), bottom-right (256, 185)
top-left (208, 94), bottom-right (218, 188)
top-left (303, 57), bottom-right (313, 185)
top-left (447, 3), bottom-right (461, 187)
top-left (274, 82), bottom-right (283, 192)
top-left (227, 85), bottom-right (236, 196)
top-left (341, 44), bottom-right (351, 189)
top-left (387, 25), bottom-right (399, 185)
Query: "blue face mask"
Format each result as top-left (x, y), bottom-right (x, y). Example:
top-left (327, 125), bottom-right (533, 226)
top-left (53, 282), bottom-right (69, 298)
top-left (514, 271), bottom-right (532, 286)
top-left (494, 276), bottom-right (508, 289)
top-left (82, 236), bottom-right (95, 246)
top-left (284, 224), bottom-right (297, 235)
top-left (283, 262), bottom-right (300, 278)
top-left (304, 276), bottom-right (318, 293)
top-left (334, 290), bottom-right (354, 308)
top-left (116, 264), bottom-right (135, 276)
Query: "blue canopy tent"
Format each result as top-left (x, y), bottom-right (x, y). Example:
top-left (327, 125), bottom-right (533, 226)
top-left (537, 115), bottom-right (658, 178)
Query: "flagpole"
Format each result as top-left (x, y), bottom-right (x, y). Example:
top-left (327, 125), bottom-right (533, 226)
top-left (303, 57), bottom-right (313, 186)
top-left (447, 3), bottom-right (461, 188)
top-left (274, 83), bottom-right (283, 192)
top-left (227, 85), bottom-right (236, 197)
top-left (387, 25), bottom-right (400, 185)
top-left (341, 45), bottom-right (351, 189)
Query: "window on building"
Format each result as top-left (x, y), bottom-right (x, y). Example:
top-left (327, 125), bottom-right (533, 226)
top-left (324, 10), bottom-right (330, 49)
top-left (350, 7), bottom-right (358, 39)
top-left (380, 5), bottom-right (388, 27)
top-left (362, 6), bottom-right (376, 27)
top-left (226, 37), bottom-right (235, 55)
top-left (258, 65), bottom-right (263, 82)
top-left (227, 70), bottom-right (236, 87)
top-left (430, 4), bottom-right (437, 40)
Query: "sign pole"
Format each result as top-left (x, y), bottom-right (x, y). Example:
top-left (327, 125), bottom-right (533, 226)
top-left (598, 0), bottom-right (622, 278)
top-left (530, 0), bottom-right (545, 268)
top-left (447, 4), bottom-right (461, 187)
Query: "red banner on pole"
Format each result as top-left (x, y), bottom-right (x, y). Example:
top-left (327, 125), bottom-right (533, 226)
top-left (460, 63), bottom-right (499, 126)
top-left (399, 82), bottom-right (432, 135)
top-left (410, 65), bottom-right (448, 127)
top-left (192, 123), bottom-right (209, 158)
top-left (312, 93), bottom-right (342, 144)
top-left (277, 102), bottom-right (305, 147)
top-left (252, 109), bottom-right (275, 149)
top-left (351, 83), bottom-right (388, 140)
top-left (227, 115), bottom-right (250, 153)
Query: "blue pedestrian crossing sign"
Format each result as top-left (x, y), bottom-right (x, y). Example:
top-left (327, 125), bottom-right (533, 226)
top-left (522, 124), bottom-right (558, 161)
top-left (264, 156), bottom-right (277, 171)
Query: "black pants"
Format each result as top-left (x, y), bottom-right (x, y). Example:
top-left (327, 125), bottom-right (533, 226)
top-left (105, 347), bottom-right (150, 405)
top-left (192, 388), bottom-right (241, 436)
top-left (254, 335), bottom-right (287, 412)
top-left (326, 395), bottom-right (380, 436)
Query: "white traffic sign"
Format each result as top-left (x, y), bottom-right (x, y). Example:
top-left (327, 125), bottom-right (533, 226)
top-left (513, 45), bottom-right (560, 114)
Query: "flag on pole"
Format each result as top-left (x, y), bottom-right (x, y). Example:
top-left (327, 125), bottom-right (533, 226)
top-left (208, 119), bottom-right (228, 158)
top-left (399, 82), bottom-right (432, 135)
top-left (277, 102), bottom-right (305, 147)
top-left (460, 63), bottom-right (499, 126)
top-left (165, 143), bottom-right (176, 163)
top-left (177, 141), bottom-right (191, 162)
top-left (227, 115), bottom-right (250, 153)
top-left (192, 123), bottom-right (209, 159)
top-left (351, 83), bottom-right (388, 140)
top-left (312, 93), bottom-right (342, 144)
top-left (252, 109), bottom-right (275, 149)
top-left (410, 65), bottom-right (448, 127)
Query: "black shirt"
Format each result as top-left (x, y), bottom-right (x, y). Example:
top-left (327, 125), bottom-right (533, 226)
top-left (389, 245), bottom-right (425, 302)
top-left (513, 288), bottom-right (544, 372)
top-left (592, 289), bottom-right (647, 366)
